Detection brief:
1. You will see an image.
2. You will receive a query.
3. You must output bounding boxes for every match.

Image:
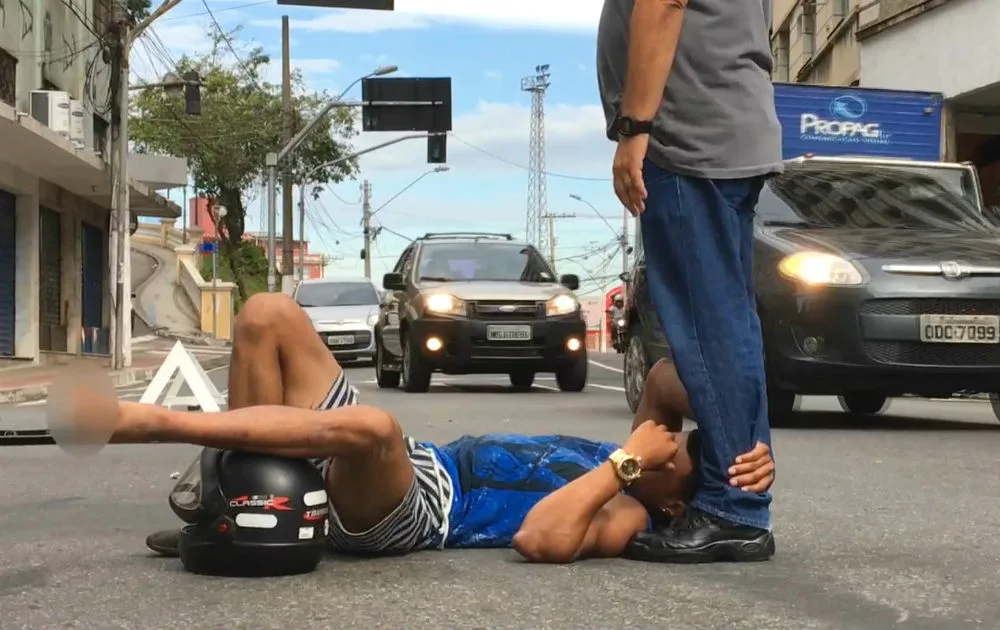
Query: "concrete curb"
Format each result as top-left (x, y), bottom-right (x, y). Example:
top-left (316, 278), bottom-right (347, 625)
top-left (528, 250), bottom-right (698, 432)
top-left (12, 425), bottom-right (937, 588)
top-left (0, 354), bottom-right (232, 405)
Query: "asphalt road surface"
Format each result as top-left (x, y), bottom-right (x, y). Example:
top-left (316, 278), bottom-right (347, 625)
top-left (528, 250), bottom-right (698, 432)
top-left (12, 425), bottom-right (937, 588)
top-left (2, 353), bottom-right (999, 630)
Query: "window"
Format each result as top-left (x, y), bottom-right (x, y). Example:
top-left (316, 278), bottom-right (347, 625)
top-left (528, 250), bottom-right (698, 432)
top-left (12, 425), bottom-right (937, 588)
top-left (772, 27), bottom-right (790, 82)
top-left (800, 1), bottom-right (817, 58)
top-left (833, 0), bottom-right (850, 20)
top-left (294, 281), bottom-right (379, 308)
top-left (415, 243), bottom-right (556, 283)
top-left (0, 48), bottom-right (15, 108)
top-left (758, 162), bottom-right (990, 232)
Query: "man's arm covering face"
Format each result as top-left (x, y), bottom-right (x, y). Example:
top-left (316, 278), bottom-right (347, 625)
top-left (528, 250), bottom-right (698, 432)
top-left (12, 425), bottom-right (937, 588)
top-left (512, 461), bottom-right (649, 564)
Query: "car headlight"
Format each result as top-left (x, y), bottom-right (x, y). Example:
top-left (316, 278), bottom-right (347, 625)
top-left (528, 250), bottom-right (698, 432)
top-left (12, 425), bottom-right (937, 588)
top-left (546, 294), bottom-right (579, 316)
top-left (778, 252), bottom-right (865, 286)
top-left (424, 293), bottom-right (467, 316)
top-left (367, 314), bottom-right (378, 326)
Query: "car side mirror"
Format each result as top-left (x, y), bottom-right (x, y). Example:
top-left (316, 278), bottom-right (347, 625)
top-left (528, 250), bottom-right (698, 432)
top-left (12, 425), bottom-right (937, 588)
top-left (559, 274), bottom-right (579, 291)
top-left (618, 271), bottom-right (628, 282)
top-left (383, 272), bottom-right (405, 291)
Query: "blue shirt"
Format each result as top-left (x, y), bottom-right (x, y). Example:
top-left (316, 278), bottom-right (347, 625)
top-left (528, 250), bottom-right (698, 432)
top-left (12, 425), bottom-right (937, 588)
top-left (427, 434), bottom-right (621, 549)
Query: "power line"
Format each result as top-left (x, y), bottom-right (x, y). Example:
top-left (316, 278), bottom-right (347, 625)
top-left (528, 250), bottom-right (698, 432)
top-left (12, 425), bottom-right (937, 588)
top-left (449, 133), bottom-right (611, 182)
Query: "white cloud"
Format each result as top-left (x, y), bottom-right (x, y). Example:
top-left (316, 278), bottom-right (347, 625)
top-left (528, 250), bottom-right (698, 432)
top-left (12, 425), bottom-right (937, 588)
top-left (262, 58), bottom-right (341, 84)
top-left (252, 0), bottom-right (604, 33)
top-left (353, 100), bottom-right (613, 179)
top-left (484, 70), bottom-right (501, 80)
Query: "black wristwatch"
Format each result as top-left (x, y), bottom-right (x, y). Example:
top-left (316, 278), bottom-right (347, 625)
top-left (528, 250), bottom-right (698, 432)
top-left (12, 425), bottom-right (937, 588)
top-left (607, 114), bottom-right (653, 140)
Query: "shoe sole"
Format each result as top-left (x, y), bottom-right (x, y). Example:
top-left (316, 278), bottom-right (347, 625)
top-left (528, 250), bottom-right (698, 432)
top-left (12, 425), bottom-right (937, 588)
top-left (626, 532), bottom-right (776, 564)
top-left (146, 540), bottom-right (181, 558)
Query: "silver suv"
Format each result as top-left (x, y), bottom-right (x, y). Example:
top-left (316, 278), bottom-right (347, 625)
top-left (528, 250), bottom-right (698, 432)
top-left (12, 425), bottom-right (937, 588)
top-left (373, 232), bottom-right (588, 393)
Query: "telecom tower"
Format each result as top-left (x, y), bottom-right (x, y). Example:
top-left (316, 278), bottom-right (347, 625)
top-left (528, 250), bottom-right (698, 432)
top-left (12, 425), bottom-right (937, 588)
top-left (521, 64), bottom-right (551, 252)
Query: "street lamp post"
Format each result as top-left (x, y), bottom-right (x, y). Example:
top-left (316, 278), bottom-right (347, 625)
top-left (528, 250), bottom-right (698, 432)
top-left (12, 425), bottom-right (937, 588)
top-left (267, 64), bottom-right (398, 293)
top-left (362, 165), bottom-right (450, 279)
top-left (569, 193), bottom-right (630, 301)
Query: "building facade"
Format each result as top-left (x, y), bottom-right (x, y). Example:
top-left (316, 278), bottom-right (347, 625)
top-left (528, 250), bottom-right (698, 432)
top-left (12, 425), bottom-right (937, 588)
top-left (0, 0), bottom-right (179, 364)
top-left (188, 197), bottom-right (327, 281)
top-left (771, 0), bottom-right (1000, 206)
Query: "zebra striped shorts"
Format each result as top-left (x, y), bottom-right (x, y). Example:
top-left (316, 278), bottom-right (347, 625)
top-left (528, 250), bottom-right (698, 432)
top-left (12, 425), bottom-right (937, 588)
top-left (309, 371), bottom-right (454, 555)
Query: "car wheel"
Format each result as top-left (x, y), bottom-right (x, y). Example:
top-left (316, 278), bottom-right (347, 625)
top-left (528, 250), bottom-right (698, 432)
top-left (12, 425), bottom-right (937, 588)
top-left (767, 386), bottom-right (797, 425)
top-left (624, 330), bottom-right (652, 414)
top-left (556, 351), bottom-right (588, 392)
top-left (374, 339), bottom-right (400, 389)
top-left (401, 333), bottom-right (432, 393)
top-left (837, 393), bottom-right (889, 416)
top-left (509, 371), bottom-right (535, 392)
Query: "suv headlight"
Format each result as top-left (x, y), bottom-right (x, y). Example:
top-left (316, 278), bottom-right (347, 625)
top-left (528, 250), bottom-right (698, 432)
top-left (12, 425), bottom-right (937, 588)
top-left (425, 293), bottom-right (467, 316)
top-left (778, 252), bottom-right (865, 286)
top-left (367, 314), bottom-right (379, 326)
top-left (546, 294), bottom-right (579, 316)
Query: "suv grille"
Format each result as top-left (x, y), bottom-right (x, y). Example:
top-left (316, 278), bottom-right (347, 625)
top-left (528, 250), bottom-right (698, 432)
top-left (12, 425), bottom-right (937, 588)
top-left (861, 299), bottom-right (1000, 316)
top-left (469, 300), bottom-right (542, 319)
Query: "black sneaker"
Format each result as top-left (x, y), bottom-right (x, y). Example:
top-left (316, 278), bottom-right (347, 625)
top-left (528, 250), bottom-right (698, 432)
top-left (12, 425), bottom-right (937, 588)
top-left (624, 507), bottom-right (775, 564)
top-left (146, 528), bottom-right (181, 557)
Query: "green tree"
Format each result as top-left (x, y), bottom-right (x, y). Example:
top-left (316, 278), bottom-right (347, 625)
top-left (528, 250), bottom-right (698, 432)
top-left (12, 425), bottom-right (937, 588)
top-left (129, 29), bottom-right (358, 301)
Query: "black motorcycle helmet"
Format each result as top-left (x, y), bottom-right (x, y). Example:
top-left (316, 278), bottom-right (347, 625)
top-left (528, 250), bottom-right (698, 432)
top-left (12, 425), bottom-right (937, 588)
top-left (168, 448), bottom-right (330, 577)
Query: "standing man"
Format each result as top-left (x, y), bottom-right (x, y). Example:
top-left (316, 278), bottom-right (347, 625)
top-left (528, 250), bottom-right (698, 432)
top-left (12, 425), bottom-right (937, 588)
top-left (596, 0), bottom-right (783, 563)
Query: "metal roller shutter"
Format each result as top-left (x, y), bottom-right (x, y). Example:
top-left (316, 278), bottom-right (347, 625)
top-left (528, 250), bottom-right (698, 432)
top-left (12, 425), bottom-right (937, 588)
top-left (81, 222), bottom-right (104, 335)
top-left (0, 190), bottom-right (14, 356)
top-left (39, 207), bottom-right (64, 352)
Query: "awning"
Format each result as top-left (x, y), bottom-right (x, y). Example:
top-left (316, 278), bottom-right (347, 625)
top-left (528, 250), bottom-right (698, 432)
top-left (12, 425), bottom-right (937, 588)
top-left (0, 103), bottom-right (181, 218)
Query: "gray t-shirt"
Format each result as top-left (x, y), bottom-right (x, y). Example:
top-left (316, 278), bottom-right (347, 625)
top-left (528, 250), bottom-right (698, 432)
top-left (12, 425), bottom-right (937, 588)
top-left (597, 0), bottom-right (783, 179)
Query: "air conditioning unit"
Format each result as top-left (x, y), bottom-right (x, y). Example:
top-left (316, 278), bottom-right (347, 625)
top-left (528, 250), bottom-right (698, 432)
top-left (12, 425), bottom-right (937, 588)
top-left (29, 90), bottom-right (71, 140)
top-left (69, 98), bottom-right (86, 149)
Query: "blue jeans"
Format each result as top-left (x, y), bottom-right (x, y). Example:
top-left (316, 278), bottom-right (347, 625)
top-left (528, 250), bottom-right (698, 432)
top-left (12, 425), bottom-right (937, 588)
top-left (639, 159), bottom-right (773, 530)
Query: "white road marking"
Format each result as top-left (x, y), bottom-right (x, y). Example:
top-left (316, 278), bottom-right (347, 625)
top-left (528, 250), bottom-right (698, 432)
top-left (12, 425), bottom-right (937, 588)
top-left (589, 358), bottom-right (623, 374)
top-left (589, 383), bottom-right (626, 393)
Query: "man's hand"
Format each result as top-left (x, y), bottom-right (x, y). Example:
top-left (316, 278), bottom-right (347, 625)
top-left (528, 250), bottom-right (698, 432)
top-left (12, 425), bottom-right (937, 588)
top-left (612, 135), bottom-right (649, 216)
top-left (622, 419), bottom-right (678, 470)
top-left (727, 442), bottom-right (775, 493)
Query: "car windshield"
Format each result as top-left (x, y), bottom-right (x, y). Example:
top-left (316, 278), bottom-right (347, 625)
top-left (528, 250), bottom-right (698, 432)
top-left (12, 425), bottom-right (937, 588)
top-left (295, 282), bottom-right (378, 307)
top-left (416, 243), bottom-right (556, 283)
top-left (758, 161), bottom-right (994, 232)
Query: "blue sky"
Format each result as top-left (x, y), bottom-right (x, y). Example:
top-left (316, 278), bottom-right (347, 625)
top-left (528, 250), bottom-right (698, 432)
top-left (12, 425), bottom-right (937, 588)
top-left (136, 0), bottom-right (630, 295)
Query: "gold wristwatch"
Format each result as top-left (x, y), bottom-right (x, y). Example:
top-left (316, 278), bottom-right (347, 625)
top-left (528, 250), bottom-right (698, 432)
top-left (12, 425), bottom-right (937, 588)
top-left (608, 449), bottom-right (643, 485)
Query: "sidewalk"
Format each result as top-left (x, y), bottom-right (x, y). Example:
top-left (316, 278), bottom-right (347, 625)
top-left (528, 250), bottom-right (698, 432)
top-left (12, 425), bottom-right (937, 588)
top-left (0, 337), bottom-right (231, 405)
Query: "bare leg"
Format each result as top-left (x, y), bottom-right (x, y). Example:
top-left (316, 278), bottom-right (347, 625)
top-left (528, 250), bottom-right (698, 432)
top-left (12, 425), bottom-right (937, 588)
top-left (631, 359), bottom-right (694, 433)
top-left (118, 293), bottom-right (416, 534)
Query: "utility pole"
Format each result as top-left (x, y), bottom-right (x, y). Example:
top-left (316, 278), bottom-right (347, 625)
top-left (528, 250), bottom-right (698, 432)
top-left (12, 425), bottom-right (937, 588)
top-left (362, 180), bottom-right (373, 279)
top-left (521, 65), bottom-right (551, 254)
top-left (540, 212), bottom-right (575, 269)
top-left (108, 7), bottom-right (132, 371)
top-left (297, 185), bottom-right (306, 283)
top-left (280, 15), bottom-right (294, 293)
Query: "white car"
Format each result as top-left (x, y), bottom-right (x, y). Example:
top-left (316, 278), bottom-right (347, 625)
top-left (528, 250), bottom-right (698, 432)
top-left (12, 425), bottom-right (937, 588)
top-left (292, 277), bottom-right (381, 362)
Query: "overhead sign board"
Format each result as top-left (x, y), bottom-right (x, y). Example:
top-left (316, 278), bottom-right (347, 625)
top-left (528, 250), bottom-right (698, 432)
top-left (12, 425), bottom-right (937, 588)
top-left (361, 77), bottom-right (452, 133)
top-left (774, 83), bottom-right (943, 162)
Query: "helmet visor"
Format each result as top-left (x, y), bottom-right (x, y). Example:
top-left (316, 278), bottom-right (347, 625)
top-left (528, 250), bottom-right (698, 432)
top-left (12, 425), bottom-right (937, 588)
top-left (168, 454), bottom-right (204, 523)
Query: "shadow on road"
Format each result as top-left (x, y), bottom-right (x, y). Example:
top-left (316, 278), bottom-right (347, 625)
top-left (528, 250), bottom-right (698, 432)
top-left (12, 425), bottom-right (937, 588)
top-left (776, 410), bottom-right (1000, 432)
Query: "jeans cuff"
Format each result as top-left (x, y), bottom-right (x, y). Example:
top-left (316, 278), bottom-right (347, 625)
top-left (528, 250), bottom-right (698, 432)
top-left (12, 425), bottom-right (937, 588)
top-left (690, 499), bottom-right (772, 531)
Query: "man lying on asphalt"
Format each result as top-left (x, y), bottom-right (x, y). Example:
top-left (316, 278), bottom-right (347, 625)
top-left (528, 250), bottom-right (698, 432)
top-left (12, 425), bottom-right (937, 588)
top-left (62, 293), bottom-right (773, 563)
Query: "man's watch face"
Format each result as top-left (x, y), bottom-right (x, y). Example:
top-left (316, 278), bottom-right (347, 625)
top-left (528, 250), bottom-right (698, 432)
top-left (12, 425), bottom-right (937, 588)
top-left (620, 458), bottom-right (641, 478)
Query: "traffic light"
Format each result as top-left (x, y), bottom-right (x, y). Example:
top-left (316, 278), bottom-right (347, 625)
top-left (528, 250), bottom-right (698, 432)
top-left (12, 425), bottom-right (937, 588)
top-left (427, 134), bottom-right (447, 164)
top-left (184, 71), bottom-right (201, 116)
